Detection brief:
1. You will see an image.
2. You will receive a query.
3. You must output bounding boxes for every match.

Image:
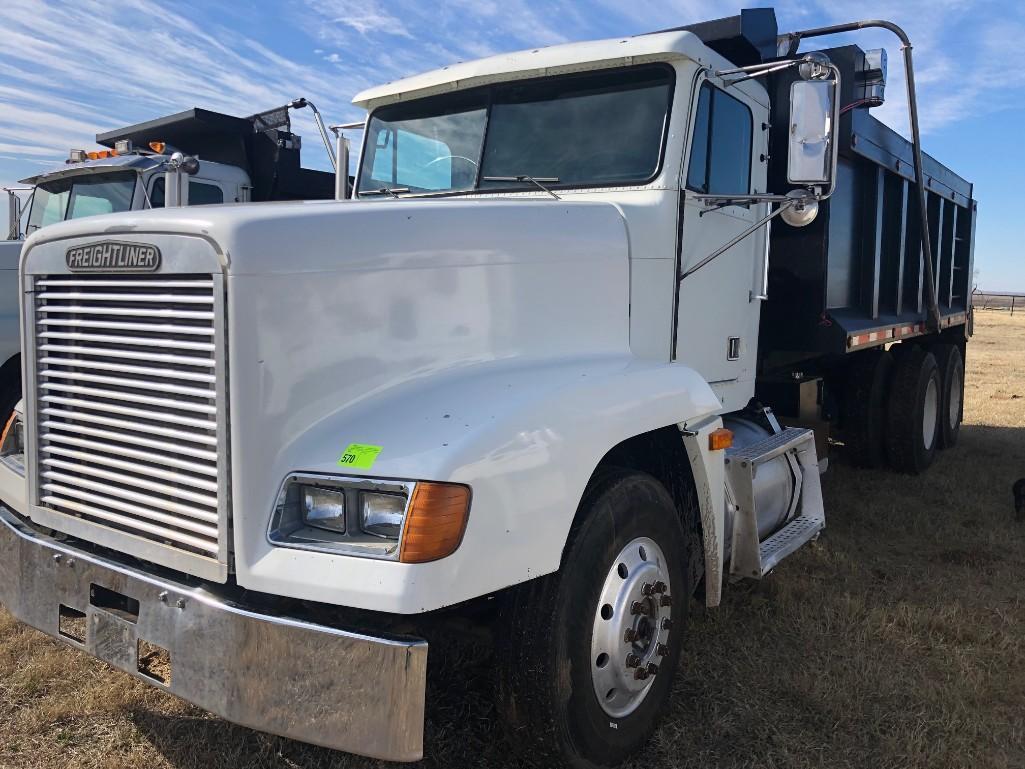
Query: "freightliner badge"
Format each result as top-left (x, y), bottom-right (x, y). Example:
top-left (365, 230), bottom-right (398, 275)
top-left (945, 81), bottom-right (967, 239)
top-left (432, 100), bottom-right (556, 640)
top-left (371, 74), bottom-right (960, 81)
top-left (66, 241), bottom-right (161, 272)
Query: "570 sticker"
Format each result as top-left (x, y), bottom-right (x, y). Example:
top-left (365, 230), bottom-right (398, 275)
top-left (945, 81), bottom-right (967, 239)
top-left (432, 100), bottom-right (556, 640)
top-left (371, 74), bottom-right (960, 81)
top-left (338, 443), bottom-right (383, 470)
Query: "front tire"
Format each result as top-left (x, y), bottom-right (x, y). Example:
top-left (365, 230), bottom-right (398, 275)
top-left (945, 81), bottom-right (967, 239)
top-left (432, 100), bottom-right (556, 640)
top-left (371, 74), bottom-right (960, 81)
top-left (496, 471), bottom-right (690, 768)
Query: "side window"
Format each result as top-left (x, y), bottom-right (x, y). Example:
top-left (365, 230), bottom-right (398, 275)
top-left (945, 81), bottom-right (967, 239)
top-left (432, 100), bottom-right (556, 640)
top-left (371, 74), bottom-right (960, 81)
top-left (686, 82), bottom-right (753, 195)
top-left (149, 178), bottom-right (224, 207)
top-left (189, 181), bottom-right (224, 205)
top-left (150, 177), bottom-right (165, 207)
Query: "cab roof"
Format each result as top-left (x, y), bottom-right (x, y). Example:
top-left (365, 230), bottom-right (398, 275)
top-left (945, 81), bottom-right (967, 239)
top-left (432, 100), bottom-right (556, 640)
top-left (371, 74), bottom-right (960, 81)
top-left (352, 30), bottom-right (727, 111)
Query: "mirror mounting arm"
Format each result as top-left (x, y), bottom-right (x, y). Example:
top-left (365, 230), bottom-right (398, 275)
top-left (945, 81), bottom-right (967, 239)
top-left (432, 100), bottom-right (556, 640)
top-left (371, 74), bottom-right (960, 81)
top-left (680, 198), bottom-right (799, 282)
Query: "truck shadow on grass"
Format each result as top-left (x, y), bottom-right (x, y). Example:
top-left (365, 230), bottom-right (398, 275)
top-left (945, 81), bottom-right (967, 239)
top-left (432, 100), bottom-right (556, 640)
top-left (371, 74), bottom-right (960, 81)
top-left (127, 425), bottom-right (1025, 769)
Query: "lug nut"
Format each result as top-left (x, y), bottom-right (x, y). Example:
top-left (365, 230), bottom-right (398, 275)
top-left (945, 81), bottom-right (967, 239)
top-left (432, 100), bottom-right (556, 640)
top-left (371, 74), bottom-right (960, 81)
top-left (660, 595), bottom-right (672, 608)
top-left (654, 581), bottom-right (668, 594)
top-left (634, 667), bottom-right (649, 680)
top-left (631, 601), bottom-right (648, 616)
top-left (646, 663), bottom-right (659, 676)
top-left (623, 628), bottom-right (638, 643)
top-left (641, 582), bottom-right (655, 596)
top-left (656, 643), bottom-right (669, 656)
top-left (625, 653), bottom-right (641, 668)
top-left (661, 618), bottom-right (673, 631)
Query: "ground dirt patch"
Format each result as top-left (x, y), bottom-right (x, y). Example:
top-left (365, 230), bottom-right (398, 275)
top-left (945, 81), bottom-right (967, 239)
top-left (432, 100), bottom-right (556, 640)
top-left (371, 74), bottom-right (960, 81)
top-left (1, 311), bottom-right (1023, 769)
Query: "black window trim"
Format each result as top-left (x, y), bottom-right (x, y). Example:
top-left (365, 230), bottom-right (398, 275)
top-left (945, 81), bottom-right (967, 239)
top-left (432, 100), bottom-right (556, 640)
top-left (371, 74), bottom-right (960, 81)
top-left (356, 62), bottom-right (678, 198)
top-left (684, 79), bottom-right (754, 197)
top-left (149, 176), bottom-right (226, 207)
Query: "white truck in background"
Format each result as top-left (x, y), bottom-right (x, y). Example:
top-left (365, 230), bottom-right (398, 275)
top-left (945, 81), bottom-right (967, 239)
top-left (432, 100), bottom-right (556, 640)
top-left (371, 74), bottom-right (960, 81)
top-left (0, 100), bottom-right (339, 425)
top-left (0, 9), bottom-right (974, 768)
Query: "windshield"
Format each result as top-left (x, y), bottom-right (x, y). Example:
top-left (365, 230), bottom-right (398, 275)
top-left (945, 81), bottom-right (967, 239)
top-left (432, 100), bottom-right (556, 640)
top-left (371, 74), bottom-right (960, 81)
top-left (27, 171), bottom-right (137, 233)
top-left (357, 65), bottom-right (674, 196)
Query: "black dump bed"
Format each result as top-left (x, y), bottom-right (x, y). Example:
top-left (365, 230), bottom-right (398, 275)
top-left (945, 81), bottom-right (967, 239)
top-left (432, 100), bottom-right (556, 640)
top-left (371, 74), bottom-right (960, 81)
top-left (96, 106), bottom-right (334, 202)
top-left (683, 9), bottom-right (977, 372)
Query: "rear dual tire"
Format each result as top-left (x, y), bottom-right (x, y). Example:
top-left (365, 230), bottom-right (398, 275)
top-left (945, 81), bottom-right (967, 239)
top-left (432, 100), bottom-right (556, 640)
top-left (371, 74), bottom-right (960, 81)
top-left (931, 343), bottom-right (964, 449)
top-left (885, 346), bottom-right (942, 475)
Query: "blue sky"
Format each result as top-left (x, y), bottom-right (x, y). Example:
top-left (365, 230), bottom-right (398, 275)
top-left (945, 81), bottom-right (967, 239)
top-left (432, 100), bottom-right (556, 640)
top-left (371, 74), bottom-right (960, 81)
top-left (1, 0), bottom-right (1021, 290)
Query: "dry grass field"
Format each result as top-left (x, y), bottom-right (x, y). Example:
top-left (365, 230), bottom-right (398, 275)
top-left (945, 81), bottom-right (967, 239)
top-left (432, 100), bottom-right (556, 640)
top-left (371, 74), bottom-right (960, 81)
top-left (1, 311), bottom-right (1023, 769)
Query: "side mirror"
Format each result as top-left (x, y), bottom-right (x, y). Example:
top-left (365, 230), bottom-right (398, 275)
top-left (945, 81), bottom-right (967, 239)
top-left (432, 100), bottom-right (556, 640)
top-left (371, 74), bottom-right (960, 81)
top-left (787, 79), bottom-right (838, 188)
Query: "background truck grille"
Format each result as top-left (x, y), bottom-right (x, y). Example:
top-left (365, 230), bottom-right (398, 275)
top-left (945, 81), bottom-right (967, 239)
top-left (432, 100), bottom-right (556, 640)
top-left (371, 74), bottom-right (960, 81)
top-left (30, 274), bottom-right (228, 579)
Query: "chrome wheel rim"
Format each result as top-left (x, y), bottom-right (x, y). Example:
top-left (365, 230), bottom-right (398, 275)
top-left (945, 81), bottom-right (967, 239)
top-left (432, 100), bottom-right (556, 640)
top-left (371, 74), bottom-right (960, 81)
top-left (923, 376), bottom-right (939, 449)
top-left (589, 536), bottom-right (672, 718)
top-left (948, 366), bottom-right (962, 430)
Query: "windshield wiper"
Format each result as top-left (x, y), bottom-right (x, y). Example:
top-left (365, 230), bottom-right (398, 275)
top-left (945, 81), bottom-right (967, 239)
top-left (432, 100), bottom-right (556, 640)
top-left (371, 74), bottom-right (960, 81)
top-left (482, 175), bottom-right (560, 200)
top-left (361, 187), bottom-right (410, 198)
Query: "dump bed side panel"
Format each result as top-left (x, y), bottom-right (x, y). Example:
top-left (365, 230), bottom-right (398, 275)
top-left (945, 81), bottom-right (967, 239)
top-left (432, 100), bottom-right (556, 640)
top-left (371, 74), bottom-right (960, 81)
top-left (760, 45), bottom-right (976, 371)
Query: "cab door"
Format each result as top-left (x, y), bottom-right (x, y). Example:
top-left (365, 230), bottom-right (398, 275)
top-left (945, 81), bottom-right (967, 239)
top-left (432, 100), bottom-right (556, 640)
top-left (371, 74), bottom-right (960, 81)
top-left (675, 76), bottom-right (768, 411)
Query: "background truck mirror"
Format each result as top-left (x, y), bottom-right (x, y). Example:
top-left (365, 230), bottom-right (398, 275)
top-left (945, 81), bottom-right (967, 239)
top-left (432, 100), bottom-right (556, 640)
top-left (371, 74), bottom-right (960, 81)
top-left (787, 79), bottom-right (837, 186)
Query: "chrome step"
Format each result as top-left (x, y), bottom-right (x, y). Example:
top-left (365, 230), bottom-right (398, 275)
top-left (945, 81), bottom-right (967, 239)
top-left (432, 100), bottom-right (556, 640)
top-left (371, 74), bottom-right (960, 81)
top-left (726, 426), bottom-right (825, 579)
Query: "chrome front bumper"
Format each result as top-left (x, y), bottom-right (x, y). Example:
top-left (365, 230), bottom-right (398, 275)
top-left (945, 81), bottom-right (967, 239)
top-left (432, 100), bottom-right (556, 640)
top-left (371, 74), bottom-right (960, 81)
top-left (0, 505), bottom-right (428, 762)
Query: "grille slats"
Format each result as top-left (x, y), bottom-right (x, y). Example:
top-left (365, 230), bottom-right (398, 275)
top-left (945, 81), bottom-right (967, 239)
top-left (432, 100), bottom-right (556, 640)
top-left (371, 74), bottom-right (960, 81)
top-left (43, 445), bottom-right (218, 492)
top-left (38, 357), bottom-right (215, 384)
top-left (31, 273), bottom-right (226, 571)
top-left (41, 401), bottom-right (219, 435)
top-left (38, 305), bottom-right (215, 320)
top-left (38, 318), bottom-right (216, 336)
top-left (40, 421), bottom-right (218, 462)
top-left (36, 290), bottom-right (214, 304)
top-left (42, 458), bottom-right (218, 509)
top-left (39, 369), bottom-right (215, 398)
top-left (39, 430), bottom-right (219, 475)
top-left (41, 382), bottom-right (217, 414)
top-left (39, 493), bottom-right (219, 553)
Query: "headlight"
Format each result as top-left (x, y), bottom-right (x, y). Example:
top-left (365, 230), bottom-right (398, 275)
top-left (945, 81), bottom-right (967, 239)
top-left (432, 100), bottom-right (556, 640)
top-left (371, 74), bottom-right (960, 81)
top-left (0, 409), bottom-right (25, 476)
top-left (302, 486), bottom-right (347, 533)
top-left (360, 491), bottom-right (405, 538)
top-left (268, 474), bottom-right (470, 562)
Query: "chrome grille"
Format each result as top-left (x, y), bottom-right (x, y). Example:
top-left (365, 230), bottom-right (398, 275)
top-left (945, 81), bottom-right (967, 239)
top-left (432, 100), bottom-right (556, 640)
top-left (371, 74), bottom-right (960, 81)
top-left (30, 274), bottom-right (228, 580)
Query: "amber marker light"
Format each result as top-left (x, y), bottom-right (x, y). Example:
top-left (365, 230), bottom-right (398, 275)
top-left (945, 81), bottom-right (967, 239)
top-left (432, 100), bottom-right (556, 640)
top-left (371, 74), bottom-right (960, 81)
top-left (399, 482), bottom-right (471, 564)
top-left (708, 428), bottom-right (734, 451)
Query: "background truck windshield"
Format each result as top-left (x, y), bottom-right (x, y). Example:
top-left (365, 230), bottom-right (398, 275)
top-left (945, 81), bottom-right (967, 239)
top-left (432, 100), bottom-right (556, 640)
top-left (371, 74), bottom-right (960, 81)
top-left (27, 171), bottom-right (136, 233)
top-left (357, 65), bottom-right (674, 195)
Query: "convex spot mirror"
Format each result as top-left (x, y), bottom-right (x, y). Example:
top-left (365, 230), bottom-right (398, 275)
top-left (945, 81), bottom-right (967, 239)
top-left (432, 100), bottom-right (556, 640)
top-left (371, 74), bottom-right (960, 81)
top-left (787, 79), bottom-right (838, 187)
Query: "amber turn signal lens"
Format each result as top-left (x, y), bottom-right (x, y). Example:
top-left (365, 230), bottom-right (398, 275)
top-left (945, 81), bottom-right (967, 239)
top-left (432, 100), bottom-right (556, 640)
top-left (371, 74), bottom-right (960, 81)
top-left (399, 482), bottom-right (471, 564)
top-left (0, 411), bottom-right (16, 448)
top-left (708, 427), bottom-right (734, 451)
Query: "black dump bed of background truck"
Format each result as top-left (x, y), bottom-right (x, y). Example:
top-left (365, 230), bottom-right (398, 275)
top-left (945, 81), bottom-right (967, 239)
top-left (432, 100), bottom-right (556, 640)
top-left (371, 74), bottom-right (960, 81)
top-left (681, 10), bottom-right (977, 374)
top-left (97, 106), bottom-right (335, 203)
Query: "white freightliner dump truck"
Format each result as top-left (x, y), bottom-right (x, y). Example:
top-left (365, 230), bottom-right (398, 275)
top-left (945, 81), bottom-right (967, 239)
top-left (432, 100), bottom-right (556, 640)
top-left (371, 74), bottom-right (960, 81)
top-left (0, 100), bottom-right (338, 425)
top-left (0, 9), bottom-right (975, 767)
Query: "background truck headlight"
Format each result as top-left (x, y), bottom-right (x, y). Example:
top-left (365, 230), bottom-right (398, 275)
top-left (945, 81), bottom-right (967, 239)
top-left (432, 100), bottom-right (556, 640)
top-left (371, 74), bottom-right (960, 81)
top-left (268, 475), bottom-right (470, 562)
top-left (0, 410), bottom-right (25, 476)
